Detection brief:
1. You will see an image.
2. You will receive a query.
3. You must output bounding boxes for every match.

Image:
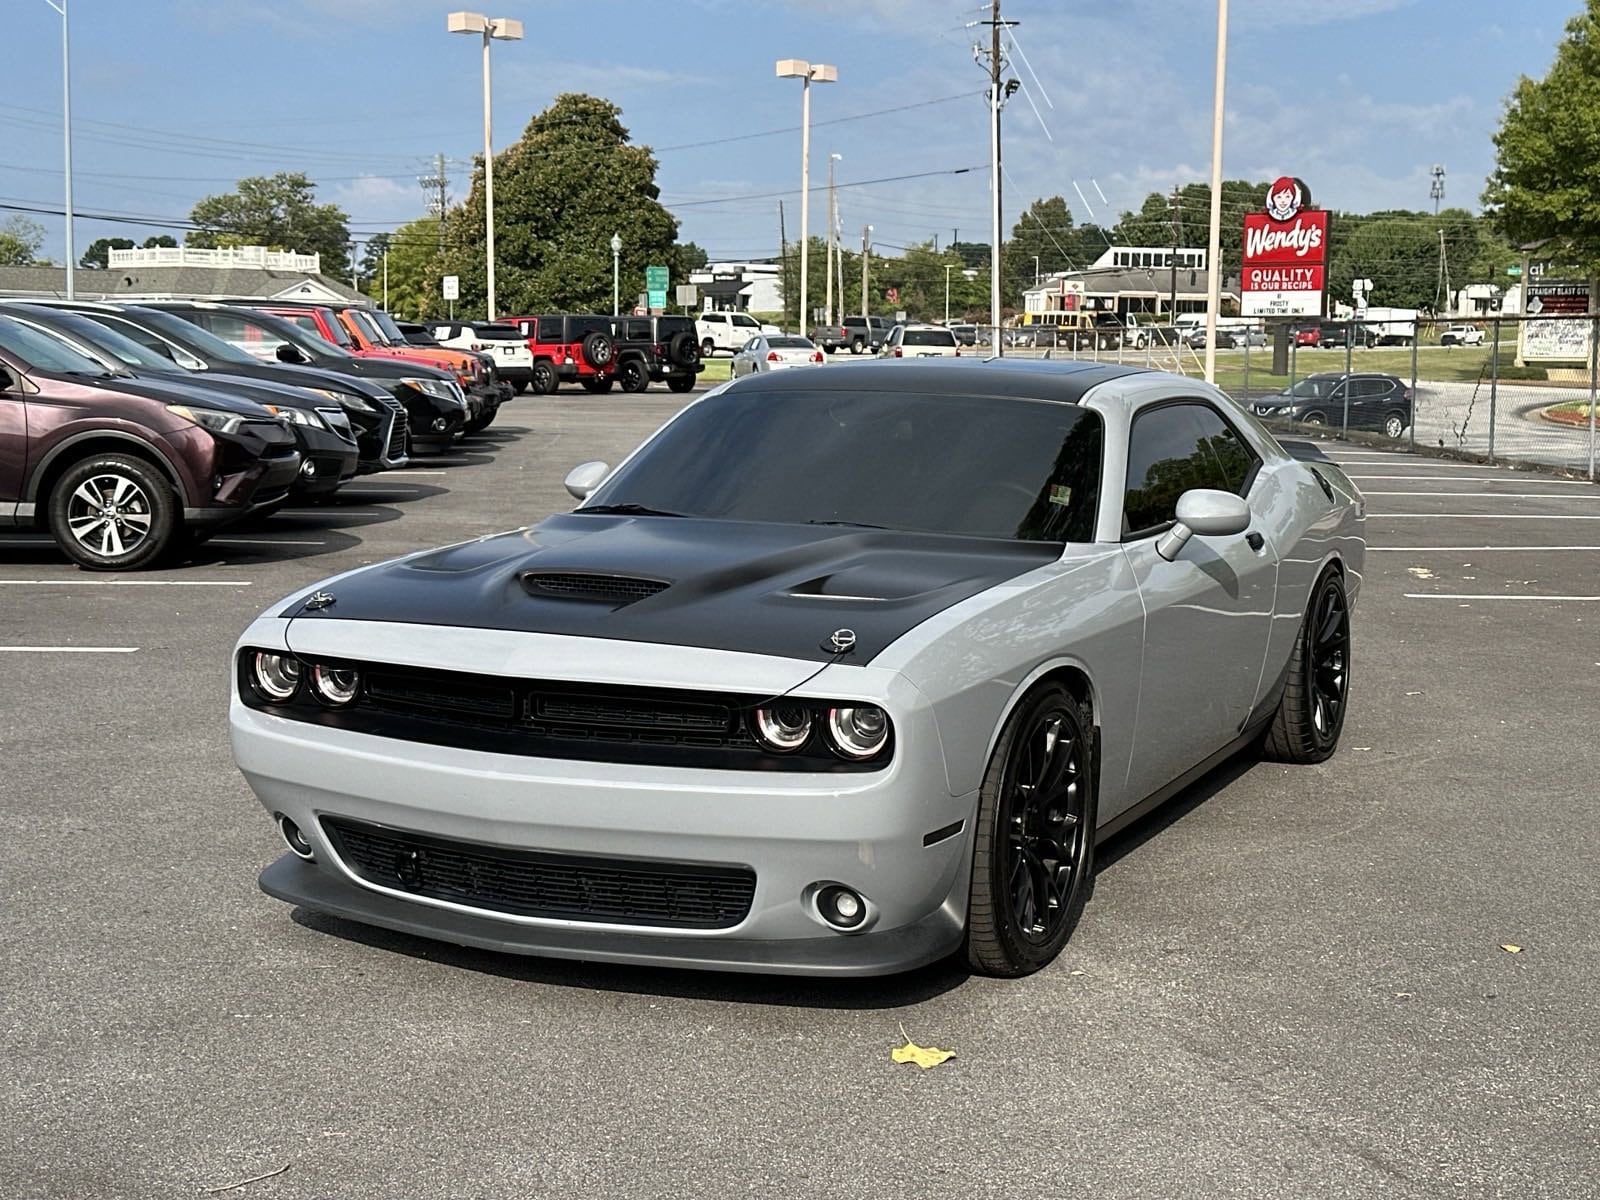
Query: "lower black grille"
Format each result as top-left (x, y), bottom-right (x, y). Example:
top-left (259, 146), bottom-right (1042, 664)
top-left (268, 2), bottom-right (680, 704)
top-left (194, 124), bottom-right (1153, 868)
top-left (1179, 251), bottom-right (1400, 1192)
top-left (322, 817), bottom-right (756, 929)
top-left (385, 405), bottom-right (410, 462)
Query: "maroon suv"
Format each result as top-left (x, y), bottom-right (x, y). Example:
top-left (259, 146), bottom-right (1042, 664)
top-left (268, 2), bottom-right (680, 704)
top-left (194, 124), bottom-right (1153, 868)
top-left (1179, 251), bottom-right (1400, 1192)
top-left (0, 315), bottom-right (301, 570)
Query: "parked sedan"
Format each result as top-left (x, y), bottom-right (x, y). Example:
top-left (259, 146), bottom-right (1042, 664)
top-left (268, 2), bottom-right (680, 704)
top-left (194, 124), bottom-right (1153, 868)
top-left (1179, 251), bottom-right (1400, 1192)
top-left (232, 360), bottom-right (1364, 978)
top-left (1252, 372), bottom-right (1413, 438)
top-left (0, 315), bottom-right (300, 570)
top-left (730, 334), bottom-right (826, 377)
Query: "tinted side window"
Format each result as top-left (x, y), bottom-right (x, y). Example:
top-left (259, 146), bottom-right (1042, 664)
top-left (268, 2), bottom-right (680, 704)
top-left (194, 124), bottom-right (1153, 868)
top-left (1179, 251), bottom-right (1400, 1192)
top-left (1123, 404), bottom-right (1234, 537)
top-left (1186, 403), bottom-right (1259, 494)
top-left (537, 318), bottom-right (564, 342)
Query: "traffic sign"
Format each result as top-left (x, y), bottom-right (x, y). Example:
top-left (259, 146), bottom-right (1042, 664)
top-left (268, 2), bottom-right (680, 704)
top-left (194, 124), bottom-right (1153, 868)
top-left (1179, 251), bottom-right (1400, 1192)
top-left (645, 265), bottom-right (669, 311)
top-left (442, 275), bottom-right (459, 300)
top-left (675, 284), bottom-right (698, 307)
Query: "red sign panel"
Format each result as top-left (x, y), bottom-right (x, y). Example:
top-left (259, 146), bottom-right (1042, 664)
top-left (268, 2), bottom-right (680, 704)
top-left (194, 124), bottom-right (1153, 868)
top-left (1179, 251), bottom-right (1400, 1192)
top-left (1242, 211), bottom-right (1330, 268)
top-left (1241, 189), bottom-right (1327, 317)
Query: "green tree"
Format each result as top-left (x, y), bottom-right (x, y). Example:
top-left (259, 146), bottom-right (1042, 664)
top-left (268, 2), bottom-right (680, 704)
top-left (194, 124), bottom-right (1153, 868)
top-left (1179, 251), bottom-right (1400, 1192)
top-left (671, 240), bottom-right (708, 281)
top-left (444, 93), bottom-right (678, 316)
top-left (1004, 196), bottom-right (1079, 305)
top-left (141, 235), bottom-right (178, 249)
top-left (1112, 180), bottom-right (1270, 277)
top-left (189, 172), bottom-right (351, 278)
top-left (374, 216), bottom-right (452, 320)
top-left (79, 237), bottom-right (135, 269)
top-left (1484, 0), bottom-right (1600, 276)
top-left (0, 215), bottom-right (46, 266)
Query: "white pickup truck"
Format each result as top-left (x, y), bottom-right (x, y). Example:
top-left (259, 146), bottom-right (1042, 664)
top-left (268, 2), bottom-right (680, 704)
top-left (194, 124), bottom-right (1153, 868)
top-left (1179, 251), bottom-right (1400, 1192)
top-left (696, 311), bottom-right (779, 357)
top-left (1439, 324), bottom-right (1485, 347)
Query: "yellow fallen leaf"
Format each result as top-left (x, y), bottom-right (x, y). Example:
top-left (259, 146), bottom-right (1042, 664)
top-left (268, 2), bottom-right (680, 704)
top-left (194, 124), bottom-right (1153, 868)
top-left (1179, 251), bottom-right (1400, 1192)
top-left (892, 1040), bottom-right (955, 1069)
top-left (1500, 944), bottom-right (1523, 954)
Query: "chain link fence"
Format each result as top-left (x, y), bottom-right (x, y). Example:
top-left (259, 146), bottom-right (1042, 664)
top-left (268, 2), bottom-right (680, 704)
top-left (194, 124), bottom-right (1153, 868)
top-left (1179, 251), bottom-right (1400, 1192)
top-left (1007, 314), bottom-right (1599, 480)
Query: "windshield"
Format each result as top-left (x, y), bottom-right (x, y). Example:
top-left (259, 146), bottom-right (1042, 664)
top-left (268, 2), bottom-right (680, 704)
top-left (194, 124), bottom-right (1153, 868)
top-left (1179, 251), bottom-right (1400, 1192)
top-left (117, 307), bottom-right (256, 366)
top-left (370, 310), bottom-right (412, 344)
top-left (588, 388), bottom-right (1103, 543)
top-left (26, 310), bottom-right (172, 371)
top-left (224, 310), bottom-right (354, 360)
top-left (0, 316), bottom-right (113, 375)
top-left (1286, 377), bottom-right (1341, 398)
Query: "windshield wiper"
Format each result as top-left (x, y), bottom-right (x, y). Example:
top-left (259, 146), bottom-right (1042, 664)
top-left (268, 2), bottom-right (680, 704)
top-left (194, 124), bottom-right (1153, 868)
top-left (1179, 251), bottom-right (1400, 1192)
top-left (574, 502), bottom-right (689, 518)
top-left (806, 519), bottom-right (888, 530)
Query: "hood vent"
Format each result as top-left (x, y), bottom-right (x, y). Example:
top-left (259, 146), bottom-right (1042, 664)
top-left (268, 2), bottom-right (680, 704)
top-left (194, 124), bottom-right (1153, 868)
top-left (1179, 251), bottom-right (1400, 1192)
top-left (520, 571), bottom-right (670, 605)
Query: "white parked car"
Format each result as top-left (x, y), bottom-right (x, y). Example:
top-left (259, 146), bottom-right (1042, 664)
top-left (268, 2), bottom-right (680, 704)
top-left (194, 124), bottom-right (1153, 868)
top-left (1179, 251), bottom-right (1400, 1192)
top-left (879, 324), bottom-right (963, 358)
top-left (730, 334), bottom-right (825, 377)
top-left (1439, 324), bottom-right (1485, 347)
top-left (427, 321), bottom-right (534, 390)
top-left (697, 312), bottom-right (778, 357)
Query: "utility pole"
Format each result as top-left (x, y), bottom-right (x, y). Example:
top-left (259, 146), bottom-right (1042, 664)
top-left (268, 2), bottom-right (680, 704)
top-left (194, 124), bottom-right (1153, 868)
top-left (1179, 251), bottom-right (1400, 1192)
top-left (945, 263), bottom-right (954, 323)
top-left (985, 0), bottom-right (1007, 355)
top-left (1202, 0), bottom-right (1230, 384)
top-left (825, 153), bottom-right (837, 327)
top-left (1169, 186), bottom-right (1182, 321)
top-left (420, 153), bottom-right (449, 255)
top-left (778, 200), bottom-right (789, 330)
top-left (861, 224), bottom-right (871, 319)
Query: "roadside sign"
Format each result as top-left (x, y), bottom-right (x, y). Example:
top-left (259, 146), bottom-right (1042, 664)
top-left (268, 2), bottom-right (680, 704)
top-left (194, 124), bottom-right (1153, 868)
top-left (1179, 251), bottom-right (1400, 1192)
top-left (675, 284), bottom-right (698, 307)
top-left (646, 265), bottom-right (669, 311)
top-left (1241, 176), bottom-right (1327, 319)
top-left (1519, 281), bottom-right (1592, 363)
top-left (441, 275), bottom-right (459, 300)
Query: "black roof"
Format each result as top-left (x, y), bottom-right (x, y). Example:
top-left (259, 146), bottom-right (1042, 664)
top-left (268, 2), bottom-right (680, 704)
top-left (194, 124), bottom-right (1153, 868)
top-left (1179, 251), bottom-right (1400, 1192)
top-left (732, 358), bottom-right (1147, 403)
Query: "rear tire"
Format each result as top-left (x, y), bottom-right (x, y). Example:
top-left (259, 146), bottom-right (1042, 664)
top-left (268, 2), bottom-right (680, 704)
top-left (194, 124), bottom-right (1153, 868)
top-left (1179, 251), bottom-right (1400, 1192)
top-left (700, 337), bottom-right (716, 358)
top-left (1262, 567), bottom-right (1351, 764)
top-left (851, 337), bottom-right (865, 354)
top-left (512, 380), bottom-right (529, 395)
top-left (580, 377), bottom-right (614, 394)
top-left (48, 453), bottom-right (178, 572)
top-left (619, 359), bottom-right (649, 393)
top-left (965, 684), bottom-right (1096, 978)
top-left (666, 374), bottom-right (695, 393)
top-left (1300, 411), bottom-right (1327, 426)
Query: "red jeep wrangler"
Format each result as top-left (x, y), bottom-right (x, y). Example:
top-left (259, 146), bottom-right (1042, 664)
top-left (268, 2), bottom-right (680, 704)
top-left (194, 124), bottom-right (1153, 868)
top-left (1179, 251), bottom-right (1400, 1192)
top-left (505, 314), bottom-right (616, 394)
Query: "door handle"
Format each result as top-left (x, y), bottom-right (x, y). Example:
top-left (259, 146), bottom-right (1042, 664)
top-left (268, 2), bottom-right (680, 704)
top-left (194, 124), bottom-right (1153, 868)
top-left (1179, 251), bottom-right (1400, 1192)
top-left (1246, 531), bottom-right (1265, 552)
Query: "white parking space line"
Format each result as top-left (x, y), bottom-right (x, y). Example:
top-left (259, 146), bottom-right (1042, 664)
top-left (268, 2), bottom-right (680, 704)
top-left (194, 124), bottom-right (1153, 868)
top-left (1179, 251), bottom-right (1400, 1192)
top-left (381, 470), bottom-right (448, 476)
top-left (1370, 514), bottom-right (1600, 520)
top-left (211, 538), bottom-right (329, 546)
top-left (1362, 491), bottom-right (1600, 499)
top-left (0, 646), bottom-right (139, 653)
top-left (1347, 475), bottom-right (1593, 484)
top-left (0, 579), bottom-right (252, 586)
top-left (1371, 545), bottom-right (1600, 551)
top-left (1404, 593), bottom-right (1600, 601)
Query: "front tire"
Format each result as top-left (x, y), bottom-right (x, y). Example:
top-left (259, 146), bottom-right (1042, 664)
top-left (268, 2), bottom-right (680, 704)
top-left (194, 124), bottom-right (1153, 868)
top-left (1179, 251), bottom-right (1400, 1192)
top-left (666, 374), bottom-right (695, 393)
top-left (966, 684), bottom-right (1096, 978)
top-left (1262, 567), bottom-right (1351, 764)
top-left (48, 453), bottom-right (178, 571)
top-left (1383, 412), bottom-right (1406, 439)
top-left (530, 361), bottom-right (556, 395)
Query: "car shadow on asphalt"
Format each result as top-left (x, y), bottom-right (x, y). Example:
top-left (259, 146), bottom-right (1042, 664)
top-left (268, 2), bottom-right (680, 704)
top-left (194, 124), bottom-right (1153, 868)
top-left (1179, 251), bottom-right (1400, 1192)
top-left (1095, 751), bottom-right (1259, 873)
top-left (287, 908), bottom-right (971, 1008)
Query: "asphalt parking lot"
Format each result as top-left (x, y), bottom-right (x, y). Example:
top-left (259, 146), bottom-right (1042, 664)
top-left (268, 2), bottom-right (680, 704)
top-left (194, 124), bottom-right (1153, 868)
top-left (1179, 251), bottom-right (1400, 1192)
top-left (3, 392), bottom-right (1598, 1199)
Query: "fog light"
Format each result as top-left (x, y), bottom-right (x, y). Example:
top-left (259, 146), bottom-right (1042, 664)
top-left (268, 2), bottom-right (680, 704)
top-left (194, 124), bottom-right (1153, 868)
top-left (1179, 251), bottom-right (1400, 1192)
top-left (276, 814), bottom-right (314, 860)
top-left (310, 662), bottom-right (361, 705)
top-left (817, 885), bottom-right (867, 930)
top-left (432, 417), bottom-right (449, 431)
top-left (300, 459), bottom-right (317, 477)
top-left (250, 651), bottom-right (301, 702)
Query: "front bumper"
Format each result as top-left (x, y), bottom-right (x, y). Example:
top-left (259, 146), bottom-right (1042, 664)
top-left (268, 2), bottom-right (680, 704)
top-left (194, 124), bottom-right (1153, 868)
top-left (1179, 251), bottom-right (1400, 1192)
top-left (231, 627), bottom-right (972, 976)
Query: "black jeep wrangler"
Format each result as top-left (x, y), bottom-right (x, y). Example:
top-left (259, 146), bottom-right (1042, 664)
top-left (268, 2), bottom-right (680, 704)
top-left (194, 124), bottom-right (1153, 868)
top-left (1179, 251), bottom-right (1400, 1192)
top-left (608, 315), bottom-right (704, 393)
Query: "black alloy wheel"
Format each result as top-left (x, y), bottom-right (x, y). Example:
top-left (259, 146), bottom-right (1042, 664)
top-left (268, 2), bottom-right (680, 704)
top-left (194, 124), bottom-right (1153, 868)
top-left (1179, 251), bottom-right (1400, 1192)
top-left (1263, 567), bottom-right (1351, 763)
top-left (48, 453), bottom-right (178, 571)
top-left (668, 331), bottom-right (700, 367)
top-left (580, 331), bottom-right (615, 369)
top-left (530, 361), bottom-right (556, 395)
top-left (619, 359), bottom-right (649, 393)
top-left (967, 684), bottom-right (1095, 977)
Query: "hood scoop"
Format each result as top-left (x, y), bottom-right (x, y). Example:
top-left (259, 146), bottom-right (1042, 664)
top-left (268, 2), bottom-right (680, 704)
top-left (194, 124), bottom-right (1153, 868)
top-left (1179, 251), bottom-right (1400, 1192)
top-left (520, 571), bottom-right (670, 606)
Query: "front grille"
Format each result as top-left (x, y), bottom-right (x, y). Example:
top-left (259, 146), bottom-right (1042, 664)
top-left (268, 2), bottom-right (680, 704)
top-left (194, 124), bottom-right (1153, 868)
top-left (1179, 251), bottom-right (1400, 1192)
top-left (322, 817), bottom-right (756, 929)
top-left (521, 572), bottom-right (669, 605)
top-left (385, 403), bottom-right (410, 462)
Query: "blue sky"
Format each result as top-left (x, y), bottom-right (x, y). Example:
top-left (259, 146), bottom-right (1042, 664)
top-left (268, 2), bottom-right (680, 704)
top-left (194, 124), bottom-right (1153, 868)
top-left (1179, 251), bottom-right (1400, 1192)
top-left (0, 0), bottom-right (1576, 268)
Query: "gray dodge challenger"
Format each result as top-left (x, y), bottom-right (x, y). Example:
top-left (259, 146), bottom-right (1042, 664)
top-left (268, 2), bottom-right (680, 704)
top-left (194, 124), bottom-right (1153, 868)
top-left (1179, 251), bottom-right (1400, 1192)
top-left (231, 360), bottom-right (1364, 978)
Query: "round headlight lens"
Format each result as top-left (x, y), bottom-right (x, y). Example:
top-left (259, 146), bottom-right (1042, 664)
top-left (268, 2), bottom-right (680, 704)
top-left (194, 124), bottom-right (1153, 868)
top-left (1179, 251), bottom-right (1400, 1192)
top-left (251, 651), bottom-right (301, 702)
top-left (310, 663), bottom-right (361, 706)
top-left (752, 703), bottom-right (813, 752)
top-left (826, 705), bottom-right (889, 760)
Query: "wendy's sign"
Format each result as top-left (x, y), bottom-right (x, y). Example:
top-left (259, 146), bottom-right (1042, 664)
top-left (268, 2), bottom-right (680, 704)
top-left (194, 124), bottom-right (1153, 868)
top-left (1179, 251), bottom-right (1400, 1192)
top-left (1242, 177), bottom-right (1327, 318)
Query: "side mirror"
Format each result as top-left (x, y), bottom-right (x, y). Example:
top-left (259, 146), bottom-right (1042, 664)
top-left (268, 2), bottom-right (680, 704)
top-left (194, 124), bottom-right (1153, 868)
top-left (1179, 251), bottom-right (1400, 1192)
top-left (275, 343), bottom-right (305, 364)
top-left (564, 460), bottom-right (610, 501)
top-left (1156, 489), bottom-right (1251, 562)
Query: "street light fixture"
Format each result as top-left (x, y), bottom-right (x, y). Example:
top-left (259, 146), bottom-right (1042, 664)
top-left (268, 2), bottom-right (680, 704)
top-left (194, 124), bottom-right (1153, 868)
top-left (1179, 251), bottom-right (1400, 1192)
top-left (42, 0), bottom-right (75, 299)
top-left (448, 11), bottom-right (523, 321)
top-left (776, 58), bottom-right (837, 334)
top-left (610, 232), bottom-right (622, 316)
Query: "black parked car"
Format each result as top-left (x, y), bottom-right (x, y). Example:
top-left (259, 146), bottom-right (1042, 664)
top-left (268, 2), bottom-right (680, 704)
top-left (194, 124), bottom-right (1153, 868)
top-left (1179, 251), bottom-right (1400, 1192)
top-left (1313, 322), bottom-right (1378, 350)
top-left (42, 301), bottom-right (409, 473)
top-left (608, 314), bottom-right (704, 393)
top-left (1, 303), bottom-right (358, 501)
top-left (1252, 372), bottom-right (1413, 439)
top-left (144, 302), bottom-right (467, 452)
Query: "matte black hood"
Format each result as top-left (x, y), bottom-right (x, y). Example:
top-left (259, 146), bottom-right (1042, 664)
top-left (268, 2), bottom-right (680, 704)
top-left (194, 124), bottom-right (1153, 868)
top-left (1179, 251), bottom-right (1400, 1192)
top-left (285, 514), bottom-right (1060, 663)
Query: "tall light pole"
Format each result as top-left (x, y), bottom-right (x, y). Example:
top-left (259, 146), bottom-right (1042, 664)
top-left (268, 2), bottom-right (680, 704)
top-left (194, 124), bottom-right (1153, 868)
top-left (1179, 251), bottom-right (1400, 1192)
top-left (1033, 255), bottom-right (1040, 286)
top-left (945, 263), bottom-right (954, 323)
top-left (449, 12), bottom-right (523, 321)
top-left (610, 233), bottom-right (622, 316)
top-left (776, 59), bottom-right (837, 335)
top-left (825, 153), bottom-right (840, 328)
top-left (1202, 0), bottom-right (1230, 384)
top-left (861, 224), bottom-right (871, 319)
top-left (43, 0), bottom-right (75, 297)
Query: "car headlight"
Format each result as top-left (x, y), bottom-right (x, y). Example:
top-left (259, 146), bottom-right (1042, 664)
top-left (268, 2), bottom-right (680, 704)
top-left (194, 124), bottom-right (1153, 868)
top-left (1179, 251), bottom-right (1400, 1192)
top-left (400, 376), bottom-right (466, 407)
top-left (752, 703), bottom-right (813, 752)
top-left (323, 390), bottom-right (378, 414)
top-left (249, 650), bottom-right (301, 702)
top-left (825, 706), bottom-right (890, 760)
top-left (315, 407), bottom-right (355, 440)
top-left (167, 403), bottom-right (246, 435)
top-left (309, 662), bottom-right (361, 706)
top-left (264, 404), bottom-right (328, 430)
